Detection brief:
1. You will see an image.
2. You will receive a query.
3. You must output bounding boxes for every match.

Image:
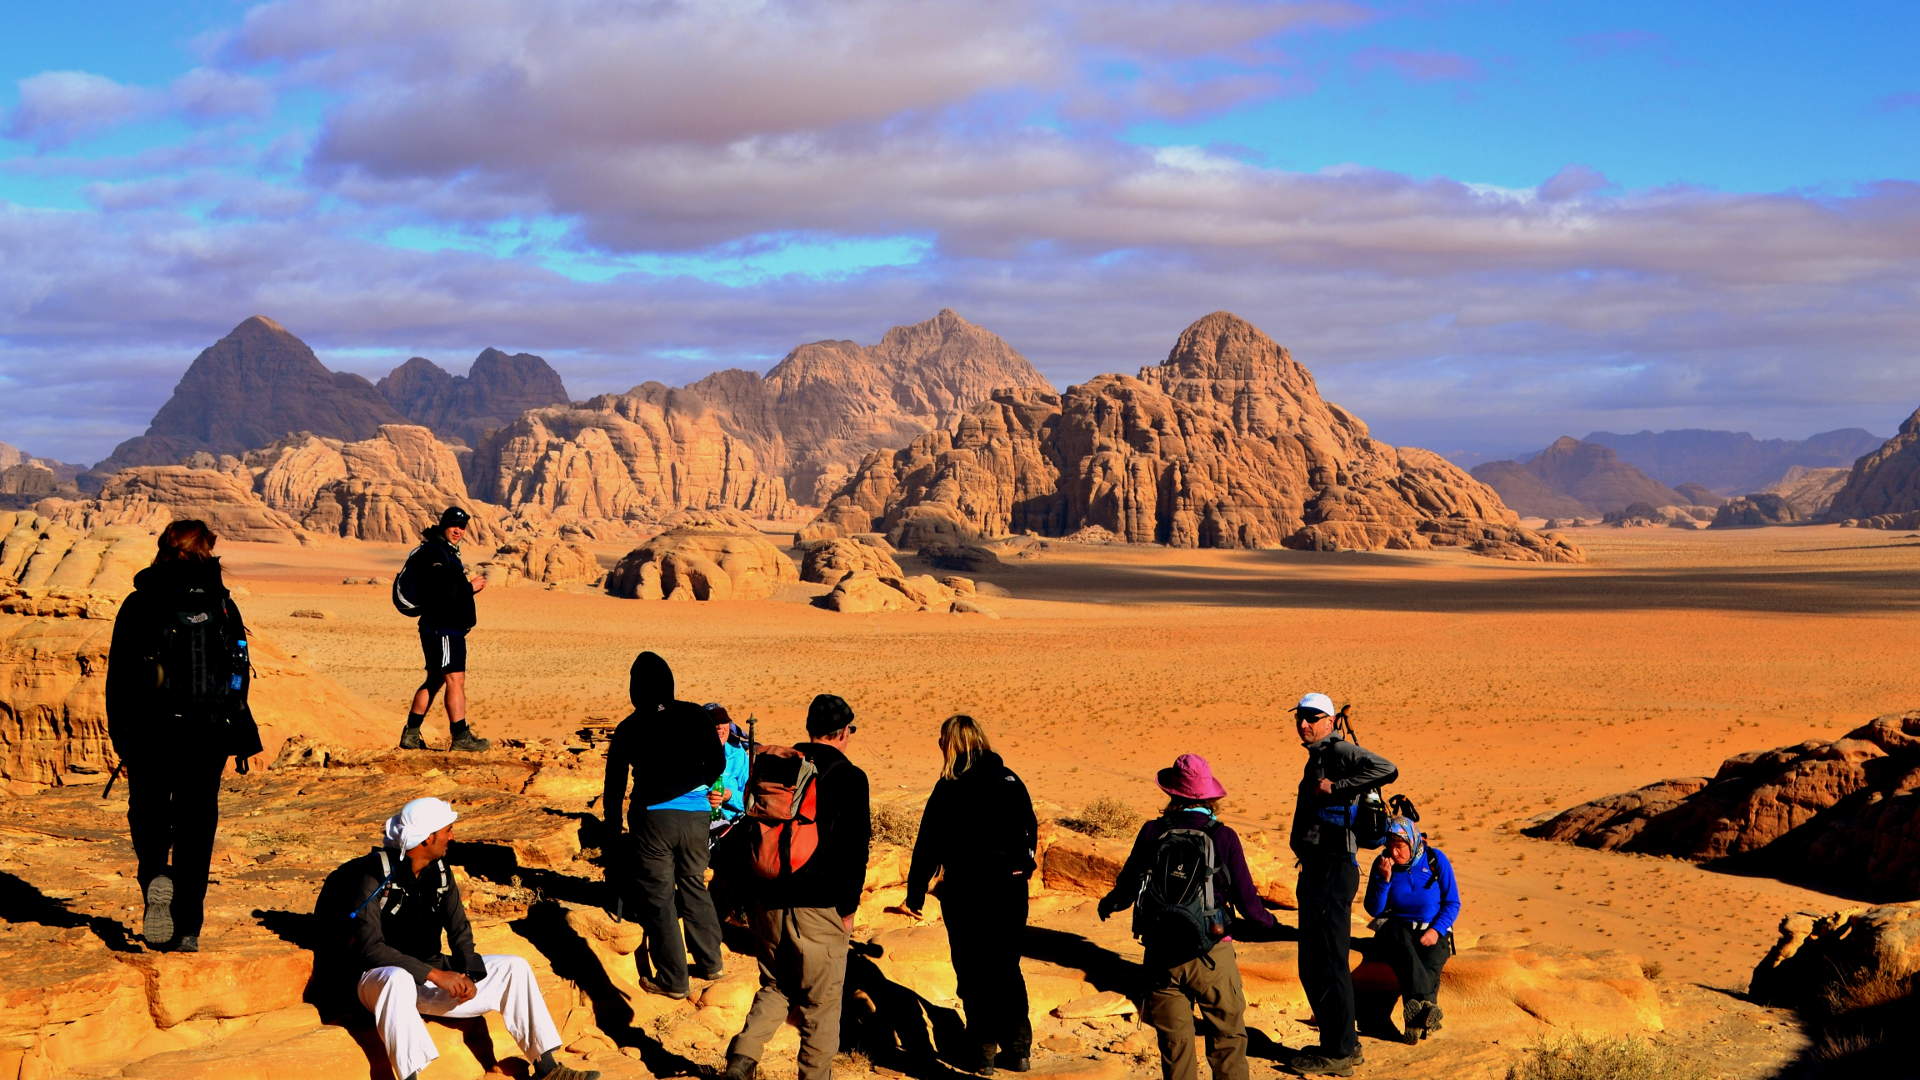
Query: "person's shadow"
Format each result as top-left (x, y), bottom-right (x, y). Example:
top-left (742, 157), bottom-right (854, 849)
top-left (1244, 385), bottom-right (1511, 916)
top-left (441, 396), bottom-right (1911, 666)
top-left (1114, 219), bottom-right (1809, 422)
top-left (841, 942), bottom-right (974, 1079)
top-left (0, 869), bottom-right (139, 952)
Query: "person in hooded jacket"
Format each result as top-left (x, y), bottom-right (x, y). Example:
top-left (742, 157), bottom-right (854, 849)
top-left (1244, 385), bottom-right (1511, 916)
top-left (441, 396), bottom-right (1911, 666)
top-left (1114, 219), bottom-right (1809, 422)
top-left (106, 519), bottom-right (263, 952)
top-left (901, 715), bottom-right (1038, 1073)
top-left (1362, 815), bottom-right (1460, 1044)
top-left (602, 651), bottom-right (726, 997)
top-left (397, 506), bottom-right (491, 753)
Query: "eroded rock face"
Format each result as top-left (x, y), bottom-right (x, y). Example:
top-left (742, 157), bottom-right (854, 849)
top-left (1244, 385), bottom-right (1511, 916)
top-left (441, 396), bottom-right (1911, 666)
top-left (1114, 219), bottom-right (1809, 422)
top-left (1752, 902), bottom-right (1920, 1009)
top-left (479, 537), bottom-right (602, 588)
top-left (1764, 465), bottom-right (1850, 519)
top-left (1827, 408), bottom-right (1920, 524)
top-left (799, 538), bottom-right (905, 588)
top-left (376, 349), bottom-right (571, 448)
top-left (250, 425), bottom-right (501, 544)
top-left (93, 317), bottom-right (409, 476)
top-left (1710, 493), bottom-right (1800, 528)
top-left (94, 467), bottom-right (309, 545)
top-left (815, 313), bottom-right (1580, 563)
top-left (1529, 710), bottom-right (1920, 897)
top-left (1472, 438), bottom-right (1684, 519)
top-left (606, 518), bottom-right (798, 601)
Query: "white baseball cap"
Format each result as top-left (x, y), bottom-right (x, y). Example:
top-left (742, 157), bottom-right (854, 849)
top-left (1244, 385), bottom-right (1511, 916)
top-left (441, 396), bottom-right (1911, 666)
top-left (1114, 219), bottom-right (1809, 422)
top-left (1296, 692), bottom-right (1336, 717)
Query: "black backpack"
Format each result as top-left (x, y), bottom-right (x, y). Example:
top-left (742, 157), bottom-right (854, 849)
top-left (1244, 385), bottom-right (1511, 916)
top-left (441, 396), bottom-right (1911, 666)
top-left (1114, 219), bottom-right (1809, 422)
top-left (392, 547), bottom-right (426, 617)
top-left (154, 579), bottom-right (248, 716)
top-left (1131, 822), bottom-right (1227, 965)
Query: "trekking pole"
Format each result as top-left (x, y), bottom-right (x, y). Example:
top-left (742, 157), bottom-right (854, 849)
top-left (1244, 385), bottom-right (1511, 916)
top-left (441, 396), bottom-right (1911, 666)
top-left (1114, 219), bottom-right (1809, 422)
top-left (102, 761), bottom-right (125, 800)
top-left (747, 713), bottom-right (758, 764)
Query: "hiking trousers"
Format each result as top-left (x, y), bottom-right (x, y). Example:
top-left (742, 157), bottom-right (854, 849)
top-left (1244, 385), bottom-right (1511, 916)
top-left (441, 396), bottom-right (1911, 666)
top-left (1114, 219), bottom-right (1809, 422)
top-left (358, 953), bottom-right (562, 1080)
top-left (944, 874), bottom-right (1033, 1057)
top-left (126, 749), bottom-right (226, 940)
top-left (1368, 918), bottom-right (1450, 1005)
top-left (729, 905), bottom-right (850, 1080)
top-left (1295, 856), bottom-right (1361, 1057)
top-left (630, 808), bottom-right (725, 993)
top-left (1146, 939), bottom-right (1249, 1080)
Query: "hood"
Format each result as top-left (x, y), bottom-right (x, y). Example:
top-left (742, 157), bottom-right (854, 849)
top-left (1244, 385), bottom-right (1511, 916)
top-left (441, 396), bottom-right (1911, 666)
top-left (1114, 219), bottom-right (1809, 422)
top-left (955, 749), bottom-right (1005, 779)
top-left (132, 558), bottom-right (224, 592)
top-left (630, 651), bottom-right (674, 710)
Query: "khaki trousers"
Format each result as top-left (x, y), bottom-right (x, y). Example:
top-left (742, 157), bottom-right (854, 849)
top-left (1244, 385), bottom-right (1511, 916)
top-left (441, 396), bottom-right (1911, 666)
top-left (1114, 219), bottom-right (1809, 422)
top-left (728, 906), bottom-right (850, 1080)
top-left (1145, 940), bottom-right (1248, 1080)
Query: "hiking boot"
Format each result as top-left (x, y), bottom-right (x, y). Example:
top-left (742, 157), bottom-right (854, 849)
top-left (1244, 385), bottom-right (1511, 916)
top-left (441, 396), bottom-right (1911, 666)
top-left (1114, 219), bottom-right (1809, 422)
top-left (1400, 998), bottom-right (1426, 1044)
top-left (992, 1050), bottom-right (1032, 1073)
top-left (398, 725), bottom-right (427, 750)
top-left (447, 726), bottom-right (492, 753)
top-left (636, 976), bottom-right (687, 1000)
top-left (172, 935), bottom-right (200, 953)
top-left (691, 964), bottom-right (725, 981)
top-left (721, 1053), bottom-right (758, 1080)
top-left (956, 1043), bottom-right (996, 1074)
top-left (142, 874), bottom-right (174, 947)
top-left (1286, 1049), bottom-right (1362, 1077)
top-left (1415, 1002), bottom-right (1443, 1040)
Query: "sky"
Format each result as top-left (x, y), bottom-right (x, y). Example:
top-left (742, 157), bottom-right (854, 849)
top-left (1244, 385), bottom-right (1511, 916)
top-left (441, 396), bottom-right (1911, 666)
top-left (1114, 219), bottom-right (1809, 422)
top-left (2, 0), bottom-right (1918, 467)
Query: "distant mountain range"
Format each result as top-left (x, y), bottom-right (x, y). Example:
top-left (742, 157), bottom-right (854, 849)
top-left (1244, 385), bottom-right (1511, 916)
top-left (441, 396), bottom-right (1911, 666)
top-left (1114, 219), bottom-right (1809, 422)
top-left (1470, 438), bottom-right (1685, 518)
top-left (1583, 428), bottom-right (1884, 494)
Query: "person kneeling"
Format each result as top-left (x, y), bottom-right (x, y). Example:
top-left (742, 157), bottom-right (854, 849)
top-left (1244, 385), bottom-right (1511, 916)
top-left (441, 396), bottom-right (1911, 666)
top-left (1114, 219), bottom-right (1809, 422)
top-left (1362, 815), bottom-right (1460, 1044)
top-left (349, 798), bottom-right (598, 1080)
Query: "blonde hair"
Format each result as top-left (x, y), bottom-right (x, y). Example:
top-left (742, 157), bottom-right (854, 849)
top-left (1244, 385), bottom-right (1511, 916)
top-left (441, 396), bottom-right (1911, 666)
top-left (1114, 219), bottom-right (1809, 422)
top-left (939, 714), bottom-right (993, 780)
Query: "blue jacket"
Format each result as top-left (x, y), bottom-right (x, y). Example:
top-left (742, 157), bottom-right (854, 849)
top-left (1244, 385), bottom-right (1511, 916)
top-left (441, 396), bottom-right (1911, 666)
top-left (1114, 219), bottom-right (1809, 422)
top-left (1363, 846), bottom-right (1461, 935)
top-left (650, 741), bottom-right (750, 815)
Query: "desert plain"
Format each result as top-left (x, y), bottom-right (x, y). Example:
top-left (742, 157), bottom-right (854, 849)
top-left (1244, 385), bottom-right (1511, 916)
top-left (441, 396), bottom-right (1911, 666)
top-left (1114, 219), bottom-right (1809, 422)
top-left (130, 518), bottom-right (1903, 1078)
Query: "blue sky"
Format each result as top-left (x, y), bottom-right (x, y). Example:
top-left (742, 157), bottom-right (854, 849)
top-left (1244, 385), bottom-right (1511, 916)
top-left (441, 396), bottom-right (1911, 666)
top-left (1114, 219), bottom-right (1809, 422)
top-left (2, 1), bottom-right (1917, 465)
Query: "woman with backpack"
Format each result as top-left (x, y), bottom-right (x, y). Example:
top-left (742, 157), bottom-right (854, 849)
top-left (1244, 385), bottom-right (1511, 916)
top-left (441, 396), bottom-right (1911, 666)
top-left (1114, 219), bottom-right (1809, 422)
top-left (901, 715), bottom-right (1039, 1073)
top-left (1362, 814), bottom-right (1460, 1044)
top-left (1097, 755), bottom-right (1276, 1080)
top-left (105, 519), bottom-right (263, 952)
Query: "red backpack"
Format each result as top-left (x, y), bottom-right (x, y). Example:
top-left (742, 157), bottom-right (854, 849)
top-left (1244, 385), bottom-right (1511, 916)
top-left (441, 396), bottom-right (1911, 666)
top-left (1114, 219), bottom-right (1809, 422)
top-left (741, 745), bottom-right (821, 879)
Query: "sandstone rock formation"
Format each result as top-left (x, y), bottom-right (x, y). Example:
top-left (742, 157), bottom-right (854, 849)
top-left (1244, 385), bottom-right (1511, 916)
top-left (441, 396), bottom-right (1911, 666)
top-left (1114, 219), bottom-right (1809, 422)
top-left (93, 467), bottom-right (308, 544)
top-left (1528, 709), bottom-right (1920, 897)
top-left (92, 317), bottom-right (408, 478)
top-left (605, 513), bottom-right (798, 600)
top-left (1709, 493), bottom-right (1800, 528)
top-left (1763, 465), bottom-right (1849, 518)
top-left (478, 535), bottom-right (602, 588)
top-left (1826, 407), bottom-right (1920, 525)
top-left (376, 348), bottom-right (571, 447)
top-left (249, 424), bottom-right (501, 544)
top-left (1673, 483), bottom-right (1726, 508)
top-left (814, 570), bottom-right (970, 613)
top-left (0, 440), bottom-right (83, 487)
top-left (815, 313), bottom-right (1580, 563)
top-left (1751, 901), bottom-right (1920, 1010)
top-left (1471, 438), bottom-right (1686, 519)
top-left (799, 537), bottom-right (904, 587)
top-left (0, 518), bottom-right (387, 786)
top-left (1585, 427), bottom-right (1884, 493)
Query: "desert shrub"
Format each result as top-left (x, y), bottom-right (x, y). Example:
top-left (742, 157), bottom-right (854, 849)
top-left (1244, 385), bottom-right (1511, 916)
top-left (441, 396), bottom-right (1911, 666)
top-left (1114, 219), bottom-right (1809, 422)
top-left (1818, 970), bottom-right (1914, 1018)
top-left (1503, 1034), bottom-right (1707, 1080)
top-left (1638, 959), bottom-right (1663, 980)
top-left (871, 803), bottom-right (918, 848)
top-left (1061, 796), bottom-right (1140, 839)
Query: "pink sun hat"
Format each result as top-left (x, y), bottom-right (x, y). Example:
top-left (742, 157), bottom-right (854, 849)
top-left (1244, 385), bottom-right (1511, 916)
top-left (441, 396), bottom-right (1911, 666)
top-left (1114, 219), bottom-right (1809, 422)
top-left (1156, 753), bottom-right (1227, 801)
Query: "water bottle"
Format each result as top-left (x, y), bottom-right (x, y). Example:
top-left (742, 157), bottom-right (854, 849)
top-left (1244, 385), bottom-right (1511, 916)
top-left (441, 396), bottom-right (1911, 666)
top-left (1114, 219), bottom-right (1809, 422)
top-left (709, 778), bottom-right (727, 822)
top-left (229, 639), bottom-right (248, 693)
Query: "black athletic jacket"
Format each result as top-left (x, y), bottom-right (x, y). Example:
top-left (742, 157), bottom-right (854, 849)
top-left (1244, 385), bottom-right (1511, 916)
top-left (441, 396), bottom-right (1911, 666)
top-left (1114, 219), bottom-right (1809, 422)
top-left (105, 559), bottom-right (263, 765)
top-left (603, 651), bottom-right (724, 833)
top-left (1290, 732), bottom-right (1398, 860)
top-left (403, 533), bottom-right (476, 630)
top-left (344, 847), bottom-right (486, 982)
top-left (904, 750), bottom-right (1037, 910)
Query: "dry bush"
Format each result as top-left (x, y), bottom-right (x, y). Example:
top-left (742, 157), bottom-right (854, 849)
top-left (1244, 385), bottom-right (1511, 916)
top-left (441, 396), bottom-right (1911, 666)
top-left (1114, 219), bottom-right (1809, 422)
top-left (1061, 796), bottom-right (1140, 839)
top-left (871, 803), bottom-right (919, 848)
top-left (1818, 970), bottom-right (1914, 1018)
top-left (1503, 1034), bottom-right (1707, 1080)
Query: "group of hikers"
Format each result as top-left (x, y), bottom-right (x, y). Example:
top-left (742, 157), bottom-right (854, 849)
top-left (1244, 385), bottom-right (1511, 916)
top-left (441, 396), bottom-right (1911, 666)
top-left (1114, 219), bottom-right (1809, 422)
top-left (103, 511), bottom-right (1462, 1080)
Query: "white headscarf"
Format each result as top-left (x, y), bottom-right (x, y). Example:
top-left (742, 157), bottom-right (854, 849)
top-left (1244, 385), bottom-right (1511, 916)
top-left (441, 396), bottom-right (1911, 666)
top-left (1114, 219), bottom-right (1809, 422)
top-left (384, 797), bottom-right (458, 853)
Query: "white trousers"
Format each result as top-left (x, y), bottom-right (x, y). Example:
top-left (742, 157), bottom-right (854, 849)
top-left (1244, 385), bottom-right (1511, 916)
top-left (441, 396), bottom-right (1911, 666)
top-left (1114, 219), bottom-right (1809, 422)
top-left (358, 953), bottom-right (563, 1080)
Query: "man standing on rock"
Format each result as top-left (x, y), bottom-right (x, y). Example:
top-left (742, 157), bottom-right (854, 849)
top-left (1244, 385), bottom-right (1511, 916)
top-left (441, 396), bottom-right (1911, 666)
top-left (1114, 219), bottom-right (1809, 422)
top-left (351, 797), bottom-right (598, 1080)
top-left (396, 506), bottom-right (490, 752)
top-left (719, 694), bottom-right (871, 1080)
top-left (1287, 693), bottom-right (1397, 1078)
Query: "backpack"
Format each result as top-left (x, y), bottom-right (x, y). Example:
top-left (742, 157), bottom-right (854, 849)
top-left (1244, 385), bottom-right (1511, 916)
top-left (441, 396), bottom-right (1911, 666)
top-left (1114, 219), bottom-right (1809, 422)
top-left (153, 579), bottom-right (248, 716)
top-left (392, 547), bottom-right (426, 617)
top-left (739, 745), bottom-right (821, 880)
top-left (312, 849), bottom-right (452, 998)
top-left (1131, 822), bottom-right (1227, 965)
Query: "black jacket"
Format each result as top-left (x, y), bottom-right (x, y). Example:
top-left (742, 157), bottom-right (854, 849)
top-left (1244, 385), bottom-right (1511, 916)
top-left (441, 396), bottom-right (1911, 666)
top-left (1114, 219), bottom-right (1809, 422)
top-left (403, 533), bottom-right (476, 630)
top-left (105, 559), bottom-right (263, 765)
top-left (344, 847), bottom-right (486, 982)
top-left (603, 652), bottom-right (724, 832)
top-left (904, 750), bottom-right (1037, 910)
top-left (1290, 732), bottom-right (1398, 859)
top-left (718, 741), bottom-right (871, 918)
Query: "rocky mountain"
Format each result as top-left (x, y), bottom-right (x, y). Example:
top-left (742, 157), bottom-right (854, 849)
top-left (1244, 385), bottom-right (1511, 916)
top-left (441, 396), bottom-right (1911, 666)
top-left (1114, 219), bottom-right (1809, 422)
top-left (811, 312), bottom-right (1580, 563)
top-left (1762, 465), bottom-right (1849, 518)
top-left (91, 316), bottom-right (410, 479)
top-left (1585, 427), bottom-right (1884, 493)
top-left (0, 440), bottom-right (83, 487)
top-left (1470, 437), bottom-right (1685, 518)
top-left (377, 348), bottom-right (570, 447)
top-left (1527, 708), bottom-right (1920, 898)
top-left (246, 424), bottom-right (502, 544)
top-left (1825, 407), bottom-right (1920, 525)
top-left (1709, 493), bottom-right (1799, 528)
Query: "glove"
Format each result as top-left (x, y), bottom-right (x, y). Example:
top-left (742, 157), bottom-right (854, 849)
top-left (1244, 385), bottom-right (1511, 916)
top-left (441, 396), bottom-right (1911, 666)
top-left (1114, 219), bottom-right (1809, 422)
top-left (1097, 895), bottom-right (1121, 921)
top-left (233, 754), bottom-right (251, 775)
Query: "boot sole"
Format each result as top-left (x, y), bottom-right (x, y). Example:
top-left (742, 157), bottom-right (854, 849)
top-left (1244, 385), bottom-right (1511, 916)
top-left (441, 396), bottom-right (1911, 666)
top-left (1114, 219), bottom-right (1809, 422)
top-left (143, 875), bottom-right (174, 946)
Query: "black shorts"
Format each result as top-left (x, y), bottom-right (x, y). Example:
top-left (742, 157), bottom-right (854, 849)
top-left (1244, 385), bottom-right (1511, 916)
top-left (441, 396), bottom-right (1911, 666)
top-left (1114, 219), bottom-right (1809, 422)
top-left (420, 627), bottom-right (468, 676)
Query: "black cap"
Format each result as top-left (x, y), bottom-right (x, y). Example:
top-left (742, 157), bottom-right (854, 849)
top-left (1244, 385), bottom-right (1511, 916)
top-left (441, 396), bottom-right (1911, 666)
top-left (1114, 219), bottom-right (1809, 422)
top-left (805, 694), bottom-right (854, 737)
top-left (439, 506), bottom-right (471, 529)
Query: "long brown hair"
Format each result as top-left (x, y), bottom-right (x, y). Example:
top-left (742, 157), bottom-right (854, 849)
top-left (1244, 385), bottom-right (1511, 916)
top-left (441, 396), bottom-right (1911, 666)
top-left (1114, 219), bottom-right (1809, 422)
top-left (1163, 796), bottom-right (1223, 815)
top-left (939, 714), bottom-right (992, 780)
top-left (152, 519), bottom-right (218, 565)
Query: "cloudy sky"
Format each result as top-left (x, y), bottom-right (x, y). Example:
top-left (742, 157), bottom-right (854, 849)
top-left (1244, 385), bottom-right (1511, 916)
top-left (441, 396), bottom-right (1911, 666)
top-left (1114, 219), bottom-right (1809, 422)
top-left (3, 1), bottom-right (1917, 466)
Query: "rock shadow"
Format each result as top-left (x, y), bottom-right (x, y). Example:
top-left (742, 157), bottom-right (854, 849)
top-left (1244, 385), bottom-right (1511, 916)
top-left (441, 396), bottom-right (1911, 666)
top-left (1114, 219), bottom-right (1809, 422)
top-left (511, 900), bottom-right (700, 1077)
top-left (842, 943), bottom-right (972, 1079)
top-left (0, 869), bottom-right (139, 953)
top-left (1019, 925), bottom-right (1144, 995)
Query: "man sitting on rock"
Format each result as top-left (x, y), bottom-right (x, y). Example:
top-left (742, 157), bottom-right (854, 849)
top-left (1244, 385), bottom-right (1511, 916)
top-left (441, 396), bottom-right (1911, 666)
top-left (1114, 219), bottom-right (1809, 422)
top-left (349, 797), bottom-right (598, 1080)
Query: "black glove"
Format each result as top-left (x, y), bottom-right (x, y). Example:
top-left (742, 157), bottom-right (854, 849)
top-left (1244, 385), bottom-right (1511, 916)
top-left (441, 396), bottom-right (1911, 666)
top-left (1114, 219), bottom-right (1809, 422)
top-left (233, 754), bottom-right (251, 775)
top-left (1097, 895), bottom-right (1121, 921)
